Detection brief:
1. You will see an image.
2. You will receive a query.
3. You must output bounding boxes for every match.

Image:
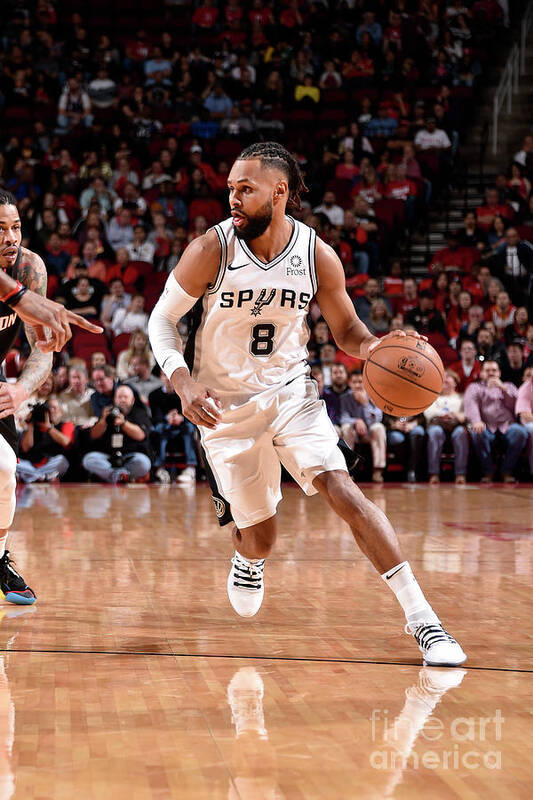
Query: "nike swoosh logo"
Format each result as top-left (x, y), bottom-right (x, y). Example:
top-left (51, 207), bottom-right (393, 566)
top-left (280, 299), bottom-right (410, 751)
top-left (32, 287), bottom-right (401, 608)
top-left (227, 262), bottom-right (250, 270)
top-left (385, 565), bottom-right (405, 580)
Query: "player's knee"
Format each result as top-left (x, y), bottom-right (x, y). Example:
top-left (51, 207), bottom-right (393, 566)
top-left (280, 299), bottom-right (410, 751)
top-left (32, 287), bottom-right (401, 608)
top-left (0, 448), bottom-right (16, 490)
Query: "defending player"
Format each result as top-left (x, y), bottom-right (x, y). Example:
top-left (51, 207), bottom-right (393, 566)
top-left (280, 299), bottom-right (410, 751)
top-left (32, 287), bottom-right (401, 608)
top-left (0, 191), bottom-right (101, 603)
top-left (148, 143), bottom-right (466, 666)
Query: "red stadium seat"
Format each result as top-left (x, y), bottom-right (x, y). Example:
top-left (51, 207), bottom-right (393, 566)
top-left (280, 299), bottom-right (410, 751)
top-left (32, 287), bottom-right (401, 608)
top-left (112, 333), bottom-right (132, 359)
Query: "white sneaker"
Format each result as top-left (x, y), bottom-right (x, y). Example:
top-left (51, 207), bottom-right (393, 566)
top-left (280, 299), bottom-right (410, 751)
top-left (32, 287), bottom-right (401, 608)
top-left (155, 467), bottom-right (171, 484)
top-left (227, 667), bottom-right (268, 739)
top-left (176, 466), bottom-right (196, 484)
top-left (227, 551), bottom-right (265, 617)
top-left (408, 622), bottom-right (467, 667)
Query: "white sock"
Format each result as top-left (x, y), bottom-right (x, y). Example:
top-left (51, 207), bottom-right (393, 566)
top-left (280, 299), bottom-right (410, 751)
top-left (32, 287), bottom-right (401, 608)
top-left (0, 534), bottom-right (7, 559)
top-left (381, 561), bottom-right (439, 627)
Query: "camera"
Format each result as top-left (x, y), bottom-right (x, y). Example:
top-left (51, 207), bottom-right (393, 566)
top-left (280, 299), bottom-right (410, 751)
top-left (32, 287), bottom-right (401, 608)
top-left (107, 406), bottom-right (122, 424)
top-left (30, 402), bottom-right (49, 424)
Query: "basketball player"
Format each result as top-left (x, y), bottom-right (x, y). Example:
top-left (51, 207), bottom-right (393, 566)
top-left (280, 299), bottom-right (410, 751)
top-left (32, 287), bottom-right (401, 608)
top-left (0, 191), bottom-right (101, 604)
top-left (149, 143), bottom-right (466, 666)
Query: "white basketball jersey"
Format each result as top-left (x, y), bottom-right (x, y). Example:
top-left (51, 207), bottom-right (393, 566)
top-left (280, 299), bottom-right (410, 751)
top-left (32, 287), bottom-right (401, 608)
top-left (185, 216), bottom-right (318, 400)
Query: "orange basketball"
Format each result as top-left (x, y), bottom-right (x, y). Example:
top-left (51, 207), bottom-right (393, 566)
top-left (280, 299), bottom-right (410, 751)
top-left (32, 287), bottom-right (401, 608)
top-left (363, 335), bottom-right (444, 417)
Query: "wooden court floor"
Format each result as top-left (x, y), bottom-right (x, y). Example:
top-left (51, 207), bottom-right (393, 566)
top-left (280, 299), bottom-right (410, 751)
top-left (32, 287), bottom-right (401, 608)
top-left (0, 481), bottom-right (532, 798)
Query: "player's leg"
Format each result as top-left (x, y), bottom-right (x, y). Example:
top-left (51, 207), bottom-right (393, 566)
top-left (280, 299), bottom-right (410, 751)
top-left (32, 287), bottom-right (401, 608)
top-left (313, 469), bottom-right (466, 666)
top-left (200, 415), bottom-right (282, 618)
top-left (0, 432), bottom-right (36, 605)
top-left (226, 516), bottom-right (277, 617)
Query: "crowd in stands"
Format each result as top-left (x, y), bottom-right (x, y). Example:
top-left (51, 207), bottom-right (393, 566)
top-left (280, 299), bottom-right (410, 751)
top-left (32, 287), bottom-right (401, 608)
top-left (1, 0), bottom-right (532, 484)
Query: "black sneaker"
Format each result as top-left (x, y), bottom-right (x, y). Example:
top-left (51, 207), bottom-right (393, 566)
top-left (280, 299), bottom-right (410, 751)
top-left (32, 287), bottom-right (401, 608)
top-left (0, 551), bottom-right (36, 605)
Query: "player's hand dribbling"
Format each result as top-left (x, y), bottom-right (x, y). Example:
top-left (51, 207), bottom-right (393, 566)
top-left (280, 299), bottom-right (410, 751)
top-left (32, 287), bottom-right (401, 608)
top-left (366, 329), bottom-right (428, 358)
top-left (172, 374), bottom-right (222, 430)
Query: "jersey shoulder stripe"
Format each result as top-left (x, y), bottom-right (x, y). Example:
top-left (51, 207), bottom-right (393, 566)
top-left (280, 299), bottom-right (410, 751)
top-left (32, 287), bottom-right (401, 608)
top-left (207, 224), bottom-right (228, 295)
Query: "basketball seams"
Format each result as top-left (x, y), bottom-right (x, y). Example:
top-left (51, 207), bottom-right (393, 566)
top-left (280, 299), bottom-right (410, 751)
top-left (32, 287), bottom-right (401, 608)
top-left (367, 343), bottom-right (444, 381)
top-left (364, 359), bottom-right (441, 396)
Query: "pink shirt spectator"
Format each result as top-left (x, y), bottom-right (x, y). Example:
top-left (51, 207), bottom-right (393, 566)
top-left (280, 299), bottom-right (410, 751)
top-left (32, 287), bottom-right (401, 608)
top-left (515, 378), bottom-right (533, 416)
top-left (464, 381), bottom-right (519, 433)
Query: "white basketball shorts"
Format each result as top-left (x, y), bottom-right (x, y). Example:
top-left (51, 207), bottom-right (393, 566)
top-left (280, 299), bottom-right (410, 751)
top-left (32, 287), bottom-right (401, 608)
top-left (200, 375), bottom-right (347, 529)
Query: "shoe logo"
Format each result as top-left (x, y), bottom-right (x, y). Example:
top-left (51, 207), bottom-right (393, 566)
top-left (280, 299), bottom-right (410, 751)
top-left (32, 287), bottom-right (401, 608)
top-left (385, 564), bottom-right (405, 580)
top-left (212, 496), bottom-right (226, 518)
top-left (228, 262), bottom-right (250, 271)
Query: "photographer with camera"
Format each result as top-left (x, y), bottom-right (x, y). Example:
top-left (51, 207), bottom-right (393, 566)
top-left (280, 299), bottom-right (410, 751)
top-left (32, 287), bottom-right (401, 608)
top-left (17, 396), bottom-right (74, 483)
top-left (82, 384), bottom-right (152, 483)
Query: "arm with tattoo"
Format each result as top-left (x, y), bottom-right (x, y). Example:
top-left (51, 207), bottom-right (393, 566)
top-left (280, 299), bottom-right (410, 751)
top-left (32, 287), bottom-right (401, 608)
top-left (16, 250), bottom-right (53, 395)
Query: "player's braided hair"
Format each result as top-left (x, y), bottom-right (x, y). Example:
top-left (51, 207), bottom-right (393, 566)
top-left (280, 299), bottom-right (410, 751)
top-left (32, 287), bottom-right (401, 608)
top-left (237, 141), bottom-right (308, 211)
top-left (0, 191), bottom-right (17, 207)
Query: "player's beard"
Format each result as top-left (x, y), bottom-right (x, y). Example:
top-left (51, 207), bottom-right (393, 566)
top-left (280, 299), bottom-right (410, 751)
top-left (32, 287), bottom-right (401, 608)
top-left (234, 200), bottom-right (273, 243)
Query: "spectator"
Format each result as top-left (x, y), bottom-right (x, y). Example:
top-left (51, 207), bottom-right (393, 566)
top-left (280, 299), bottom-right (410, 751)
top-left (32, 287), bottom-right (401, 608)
top-left (475, 187), bottom-right (513, 231)
top-left (64, 275), bottom-right (102, 318)
top-left (66, 241), bottom-right (107, 282)
top-left (457, 304), bottom-right (485, 348)
top-left (490, 228), bottom-right (533, 307)
top-left (126, 223), bottom-right (155, 264)
top-left (414, 117), bottom-right (451, 152)
top-left (512, 134), bottom-right (533, 168)
top-left (404, 290), bottom-right (447, 337)
top-left (107, 208), bottom-right (135, 251)
top-left (340, 372), bottom-right (386, 482)
top-left (385, 414), bottom-right (426, 483)
top-left (126, 356), bottom-right (162, 407)
top-left (464, 360), bottom-right (527, 482)
top-left (486, 290), bottom-right (515, 338)
top-left (83, 384), bottom-right (152, 484)
top-left (100, 278), bottom-right (132, 334)
top-left (504, 306), bottom-right (529, 346)
top-left (313, 191), bottom-right (344, 227)
top-left (88, 67), bottom-right (117, 109)
top-left (476, 324), bottom-right (507, 367)
top-left (58, 364), bottom-right (97, 427)
top-left (502, 342), bottom-right (525, 386)
top-left (355, 278), bottom-right (392, 327)
top-left (367, 299), bottom-right (392, 335)
top-left (458, 211), bottom-right (487, 251)
top-left (395, 276), bottom-right (419, 317)
top-left (111, 294), bottom-right (149, 336)
top-left (429, 230), bottom-right (477, 274)
top-left (204, 83), bottom-right (233, 120)
top-left (90, 365), bottom-right (119, 417)
top-left (79, 176), bottom-right (115, 216)
top-left (450, 339), bottom-right (482, 392)
top-left (356, 11), bottom-right (382, 47)
top-left (149, 373), bottom-right (198, 484)
top-left (365, 105), bottom-right (399, 139)
top-left (319, 60), bottom-right (342, 90)
top-left (57, 77), bottom-right (93, 132)
top-left (516, 369), bottom-right (533, 477)
top-left (116, 329), bottom-right (156, 380)
top-left (424, 369), bottom-right (469, 484)
top-left (17, 397), bottom-right (73, 483)
top-left (322, 362), bottom-right (350, 430)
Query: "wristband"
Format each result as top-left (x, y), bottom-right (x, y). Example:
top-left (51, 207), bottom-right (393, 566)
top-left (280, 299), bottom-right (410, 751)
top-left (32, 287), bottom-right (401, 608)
top-left (1, 281), bottom-right (28, 307)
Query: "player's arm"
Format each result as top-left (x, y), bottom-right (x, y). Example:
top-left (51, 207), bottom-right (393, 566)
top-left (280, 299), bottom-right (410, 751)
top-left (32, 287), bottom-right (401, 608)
top-left (0, 261), bottom-right (103, 352)
top-left (148, 229), bottom-right (223, 429)
top-left (0, 253), bottom-right (53, 419)
top-left (314, 238), bottom-right (418, 360)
